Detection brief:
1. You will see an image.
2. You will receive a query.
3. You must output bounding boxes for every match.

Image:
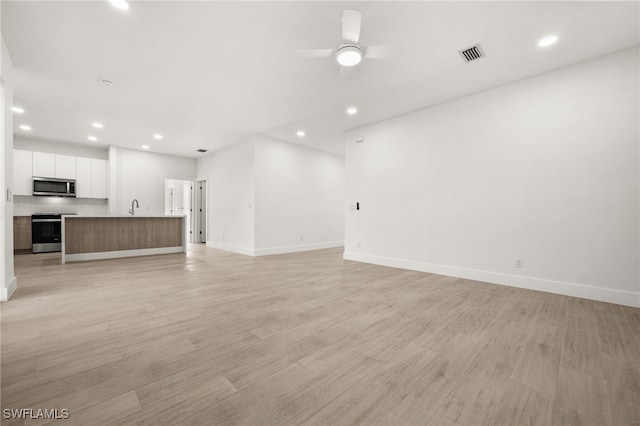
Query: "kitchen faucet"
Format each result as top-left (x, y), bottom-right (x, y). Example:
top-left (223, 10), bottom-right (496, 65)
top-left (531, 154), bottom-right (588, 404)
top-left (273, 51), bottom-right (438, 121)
top-left (129, 199), bottom-right (139, 215)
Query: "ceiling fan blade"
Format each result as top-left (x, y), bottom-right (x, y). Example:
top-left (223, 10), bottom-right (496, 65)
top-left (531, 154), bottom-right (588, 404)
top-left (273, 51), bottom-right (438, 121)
top-left (296, 49), bottom-right (334, 58)
top-left (364, 44), bottom-right (393, 59)
top-left (342, 10), bottom-right (362, 43)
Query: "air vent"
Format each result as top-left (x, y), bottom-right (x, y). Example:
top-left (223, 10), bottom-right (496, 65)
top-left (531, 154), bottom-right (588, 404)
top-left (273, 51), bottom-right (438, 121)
top-left (459, 44), bottom-right (485, 63)
top-left (197, 149), bottom-right (208, 153)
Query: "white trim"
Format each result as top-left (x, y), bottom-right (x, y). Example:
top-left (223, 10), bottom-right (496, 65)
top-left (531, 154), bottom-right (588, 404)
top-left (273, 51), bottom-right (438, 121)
top-left (255, 241), bottom-right (344, 256)
top-left (64, 246), bottom-right (185, 263)
top-left (1, 276), bottom-right (17, 302)
top-left (61, 215), bottom-right (66, 264)
top-left (206, 241), bottom-right (255, 257)
top-left (207, 241), bottom-right (345, 257)
top-left (343, 251), bottom-right (640, 308)
top-left (194, 177), bottom-right (208, 244)
top-left (182, 215), bottom-right (188, 252)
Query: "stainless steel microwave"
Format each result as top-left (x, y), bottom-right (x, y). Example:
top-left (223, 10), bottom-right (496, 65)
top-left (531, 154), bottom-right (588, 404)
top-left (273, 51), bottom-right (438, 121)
top-left (33, 177), bottom-right (76, 197)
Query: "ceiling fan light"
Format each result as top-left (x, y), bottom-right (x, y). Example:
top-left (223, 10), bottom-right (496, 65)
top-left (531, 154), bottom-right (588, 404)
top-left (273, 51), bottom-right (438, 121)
top-left (538, 34), bottom-right (558, 47)
top-left (108, 0), bottom-right (129, 10)
top-left (337, 46), bottom-right (362, 67)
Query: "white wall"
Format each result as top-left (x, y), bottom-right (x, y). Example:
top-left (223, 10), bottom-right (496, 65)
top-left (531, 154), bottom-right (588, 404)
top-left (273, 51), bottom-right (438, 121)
top-left (196, 136), bottom-right (346, 256)
top-left (345, 47), bottom-right (640, 307)
top-left (197, 138), bottom-right (255, 255)
top-left (255, 136), bottom-right (345, 255)
top-left (14, 136), bottom-right (108, 160)
top-left (1, 36), bottom-right (17, 301)
top-left (114, 147), bottom-right (196, 216)
top-left (108, 145), bottom-right (117, 215)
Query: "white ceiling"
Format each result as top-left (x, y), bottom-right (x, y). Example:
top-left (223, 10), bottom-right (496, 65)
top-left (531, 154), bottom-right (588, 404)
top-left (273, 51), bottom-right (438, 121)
top-left (3, 1), bottom-right (638, 158)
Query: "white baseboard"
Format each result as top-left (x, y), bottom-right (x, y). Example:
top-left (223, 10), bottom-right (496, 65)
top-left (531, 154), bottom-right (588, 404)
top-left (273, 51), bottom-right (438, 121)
top-left (254, 241), bottom-right (344, 256)
top-left (206, 241), bottom-right (256, 257)
top-left (64, 246), bottom-right (185, 263)
top-left (343, 251), bottom-right (640, 308)
top-left (207, 241), bottom-right (344, 257)
top-left (1, 276), bottom-right (17, 302)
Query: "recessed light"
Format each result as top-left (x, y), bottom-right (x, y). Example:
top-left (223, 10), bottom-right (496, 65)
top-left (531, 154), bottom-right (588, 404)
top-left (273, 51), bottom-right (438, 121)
top-left (108, 0), bottom-right (129, 10)
top-left (538, 35), bottom-right (558, 48)
top-left (153, 134), bottom-right (163, 140)
top-left (347, 107), bottom-right (358, 115)
top-left (296, 130), bottom-right (305, 137)
top-left (92, 122), bottom-right (103, 129)
top-left (12, 106), bottom-right (24, 114)
top-left (88, 136), bottom-right (98, 141)
top-left (19, 125), bottom-right (32, 131)
top-left (142, 145), bottom-right (150, 150)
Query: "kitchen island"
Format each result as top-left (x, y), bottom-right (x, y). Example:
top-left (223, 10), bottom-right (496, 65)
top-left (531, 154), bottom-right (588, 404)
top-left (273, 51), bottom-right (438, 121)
top-left (61, 215), bottom-right (187, 264)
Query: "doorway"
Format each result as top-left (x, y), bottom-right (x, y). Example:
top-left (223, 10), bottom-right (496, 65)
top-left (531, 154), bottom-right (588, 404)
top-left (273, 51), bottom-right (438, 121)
top-left (194, 179), bottom-right (207, 244)
top-left (164, 179), bottom-right (193, 242)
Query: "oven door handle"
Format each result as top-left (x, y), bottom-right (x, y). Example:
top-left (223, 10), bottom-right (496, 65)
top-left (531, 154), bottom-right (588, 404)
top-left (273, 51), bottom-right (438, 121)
top-left (32, 219), bottom-right (62, 223)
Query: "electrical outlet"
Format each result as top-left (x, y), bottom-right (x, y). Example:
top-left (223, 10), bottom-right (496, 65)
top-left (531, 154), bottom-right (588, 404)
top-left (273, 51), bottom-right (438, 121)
top-left (515, 258), bottom-right (524, 269)
top-left (300, 235), bottom-right (304, 242)
top-left (357, 241), bottom-right (360, 249)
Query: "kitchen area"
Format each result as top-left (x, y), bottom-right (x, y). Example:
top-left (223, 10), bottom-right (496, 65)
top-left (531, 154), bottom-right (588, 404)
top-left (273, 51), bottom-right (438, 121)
top-left (12, 138), bottom-right (197, 263)
top-left (12, 145), bottom-right (109, 254)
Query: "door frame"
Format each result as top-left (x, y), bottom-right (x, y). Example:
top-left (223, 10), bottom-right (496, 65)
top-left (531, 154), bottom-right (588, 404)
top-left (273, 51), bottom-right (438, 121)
top-left (165, 178), bottom-right (194, 243)
top-left (194, 177), bottom-right (208, 244)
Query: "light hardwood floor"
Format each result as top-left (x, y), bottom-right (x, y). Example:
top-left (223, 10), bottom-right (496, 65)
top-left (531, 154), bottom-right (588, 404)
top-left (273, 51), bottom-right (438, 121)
top-left (2, 245), bottom-right (639, 425)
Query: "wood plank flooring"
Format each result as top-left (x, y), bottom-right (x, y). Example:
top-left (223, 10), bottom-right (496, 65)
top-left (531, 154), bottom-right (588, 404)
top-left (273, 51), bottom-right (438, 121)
top-left (1, 245), bottom-right (639, 425)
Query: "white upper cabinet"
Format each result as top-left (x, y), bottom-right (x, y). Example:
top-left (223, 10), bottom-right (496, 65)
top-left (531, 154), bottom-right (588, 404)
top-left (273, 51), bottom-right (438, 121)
top-left (13, 149), bottom-right (108, 199)
top-left (75, 157), bottom-right (92, 198)
top-left (91, 159), bottom-right (108, 199)
top-left (55, 154), bottom-right (76, 179)
top-left (75, 157), bottom-right (108, 199)
top-left (32, 152), bottom-right (55, 178)
top-left (13, 150), bottom-right (33, 196)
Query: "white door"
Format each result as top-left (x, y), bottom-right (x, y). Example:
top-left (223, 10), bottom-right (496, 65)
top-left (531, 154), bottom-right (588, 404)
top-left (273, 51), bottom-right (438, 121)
top-left (195, 180), bottom-right (207, 243)
top-left (169, 186), bottom-right (175, 214)
top-left (183, 183), bottom-right (192, 242)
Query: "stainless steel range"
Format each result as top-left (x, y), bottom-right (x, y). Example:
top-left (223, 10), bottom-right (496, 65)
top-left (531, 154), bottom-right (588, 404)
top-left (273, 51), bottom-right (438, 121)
top-left (31, 213), bottom-right (77, 254)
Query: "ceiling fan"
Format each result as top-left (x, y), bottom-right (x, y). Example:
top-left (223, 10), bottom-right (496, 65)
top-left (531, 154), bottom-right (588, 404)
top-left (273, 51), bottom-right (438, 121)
top-left (297, 10), bottom-right (390, 67)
